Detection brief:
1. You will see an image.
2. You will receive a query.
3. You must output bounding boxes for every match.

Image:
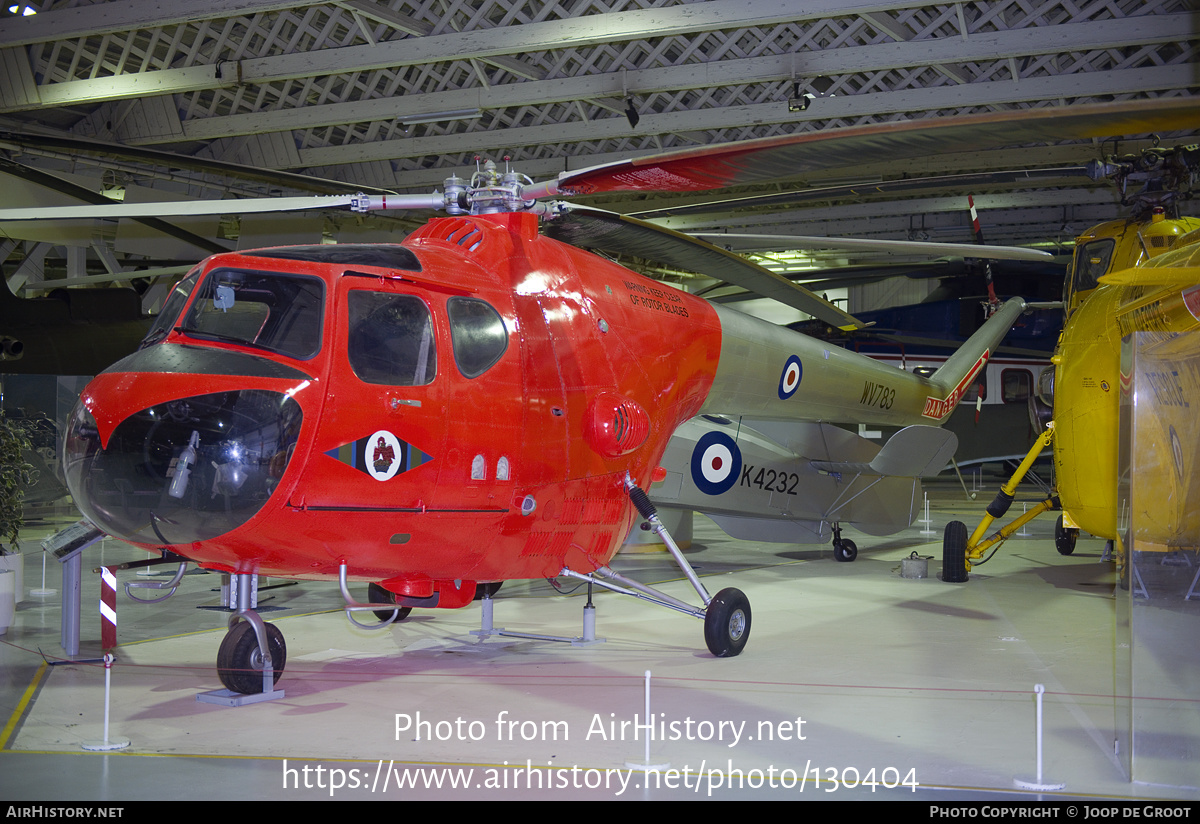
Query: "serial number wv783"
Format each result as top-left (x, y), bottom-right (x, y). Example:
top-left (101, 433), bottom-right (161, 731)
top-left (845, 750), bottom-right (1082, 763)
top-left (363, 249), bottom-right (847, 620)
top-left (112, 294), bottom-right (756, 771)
top-left (860, 380), bottom-right (896, 409)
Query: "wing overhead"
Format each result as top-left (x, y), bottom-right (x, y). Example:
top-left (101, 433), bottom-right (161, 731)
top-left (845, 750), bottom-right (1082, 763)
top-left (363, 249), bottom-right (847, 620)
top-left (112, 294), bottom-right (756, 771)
top-left (542, 203), bottom-right (865, 330)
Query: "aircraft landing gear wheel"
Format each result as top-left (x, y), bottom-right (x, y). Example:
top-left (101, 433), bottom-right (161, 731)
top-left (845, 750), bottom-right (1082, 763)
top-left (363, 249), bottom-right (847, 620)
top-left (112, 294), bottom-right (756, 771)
top-left (368, 582), bottom-right (413, 622)
top-left (833, 538), bottom-right (858, 562)
top-left (942, 521), bottom-right (969, 583)
top-left (474, 581), bottom-right (503, 600)
top-left (217, 620), bottom-right (286, 695)
top-left (1054, 515), bottom-right (1078, 556)
top-left (704, 588), bottom-right (751, 658)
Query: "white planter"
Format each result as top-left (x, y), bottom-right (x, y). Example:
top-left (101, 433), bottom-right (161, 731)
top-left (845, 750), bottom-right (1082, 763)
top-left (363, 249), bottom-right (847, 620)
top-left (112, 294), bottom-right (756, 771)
top-left (0, 569), bottom-right (14, 634)
top-left (0, 551), bottom-right (24, 604)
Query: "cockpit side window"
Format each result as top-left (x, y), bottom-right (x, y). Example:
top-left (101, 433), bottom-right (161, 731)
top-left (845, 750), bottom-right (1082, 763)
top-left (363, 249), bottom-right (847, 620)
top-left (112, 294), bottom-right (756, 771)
top-left (348, 291), bottom-right (436, 386)
top-left (142, 267), bottom-right (202, 348)
top-left (447, 297), bottom-right (508, 378)
top-left (1071, 238), bottom-right (1116, 294)
top-left (179, 268), bottom-right (324, 360)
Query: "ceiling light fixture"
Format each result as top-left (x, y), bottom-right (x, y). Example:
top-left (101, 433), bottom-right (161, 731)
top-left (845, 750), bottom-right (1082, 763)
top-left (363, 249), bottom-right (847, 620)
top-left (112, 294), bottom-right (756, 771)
top-left (788, 76), bottom-right (835, 113)
top-left (624, 99), bottom-right (640, 129)
top-left (398, 108), bottom-right (482, 127)
top-left (620, 68), bottom-right (640, 129)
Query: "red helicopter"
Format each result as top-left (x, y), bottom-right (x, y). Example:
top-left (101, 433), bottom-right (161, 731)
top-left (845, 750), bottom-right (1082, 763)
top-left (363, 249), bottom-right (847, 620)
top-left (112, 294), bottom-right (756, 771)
top-left (7, 99), bottom-right (1196, 697)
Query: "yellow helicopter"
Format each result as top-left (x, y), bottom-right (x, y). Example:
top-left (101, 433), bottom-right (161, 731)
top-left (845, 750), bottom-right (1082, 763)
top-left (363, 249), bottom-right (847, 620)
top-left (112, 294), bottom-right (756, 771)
top-left (943, 142), bottom-right (1200, 581)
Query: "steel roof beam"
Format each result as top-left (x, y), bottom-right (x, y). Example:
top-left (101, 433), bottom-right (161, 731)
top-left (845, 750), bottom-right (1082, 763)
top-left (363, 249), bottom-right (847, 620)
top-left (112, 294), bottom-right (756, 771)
top-left (294, 65), bottom-right (1197, 170)
top-left (0, 0), bottom-right (329, 48)
top-left (1, 0), bottom-right (943, 112)
top-left (60, 15), bottom-right (1187, 143)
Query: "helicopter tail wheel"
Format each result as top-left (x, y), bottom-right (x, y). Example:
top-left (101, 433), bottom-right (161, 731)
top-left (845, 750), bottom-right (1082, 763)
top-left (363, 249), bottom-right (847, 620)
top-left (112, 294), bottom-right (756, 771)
top-left (833, 538), bottom-right (858, 562)
top-left (1054, 515), bottom-right (1078, 556)
top-left (217, 620), bottom-right (286, 695)
top-left (704, 588), bottom-right (751, 658)
top-left (942, 521), bottom-right (969, 583)
top-left (368, 582), bottom-right (414, 622)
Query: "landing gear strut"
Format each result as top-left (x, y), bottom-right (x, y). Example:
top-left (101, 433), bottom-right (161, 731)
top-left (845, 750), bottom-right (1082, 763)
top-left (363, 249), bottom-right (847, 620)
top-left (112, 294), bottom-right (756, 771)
top-left (946, 422), bottom-right (1058, 582)
top-left (559, 476), bottom-right (752, 657)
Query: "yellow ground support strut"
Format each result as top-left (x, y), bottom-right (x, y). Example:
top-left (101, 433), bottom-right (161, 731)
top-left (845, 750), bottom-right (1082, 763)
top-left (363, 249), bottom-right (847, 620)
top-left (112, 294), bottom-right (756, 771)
top-left (964, 423), bottom-right (1057, 570)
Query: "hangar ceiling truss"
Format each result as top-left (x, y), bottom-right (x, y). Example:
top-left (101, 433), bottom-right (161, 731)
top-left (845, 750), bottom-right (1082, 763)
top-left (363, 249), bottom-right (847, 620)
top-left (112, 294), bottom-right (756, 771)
top-left (0, 0), bottom-right (1196, 284)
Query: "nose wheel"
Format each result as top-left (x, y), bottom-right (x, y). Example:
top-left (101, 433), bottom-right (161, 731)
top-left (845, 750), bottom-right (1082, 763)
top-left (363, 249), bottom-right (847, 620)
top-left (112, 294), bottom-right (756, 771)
top-left (198, 572), bottom-right (288, 704)
top-left (216, 620), bottom-right (286, 695)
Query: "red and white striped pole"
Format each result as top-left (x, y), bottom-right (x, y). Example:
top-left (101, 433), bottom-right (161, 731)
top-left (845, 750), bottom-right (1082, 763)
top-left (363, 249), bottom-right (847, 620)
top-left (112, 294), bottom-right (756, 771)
top-left (99, 565), bottom-right (118, 649)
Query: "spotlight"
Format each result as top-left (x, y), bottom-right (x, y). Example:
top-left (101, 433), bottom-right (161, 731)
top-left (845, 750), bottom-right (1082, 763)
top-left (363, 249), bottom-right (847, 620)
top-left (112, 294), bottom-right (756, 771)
top-left (788, 77), bottom-right (835, 113)
top-left (624, 98), bottom-right (640, 129)
top-left (788, 83), bottom-right (812, 113)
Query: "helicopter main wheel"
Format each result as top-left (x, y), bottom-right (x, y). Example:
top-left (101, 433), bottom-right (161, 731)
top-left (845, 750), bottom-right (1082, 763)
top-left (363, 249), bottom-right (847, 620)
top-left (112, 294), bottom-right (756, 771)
top-left (473, 581), bottom-right (503, 600)
top-left (833, 538), bottom-right (858, 562)
top-left (368, 582), bottom-right (413, 622)
top-left (942, 521), bottom-right (969, 583)
top-left (1054, 515), bottom-right (1078, 556)
top-left (217, 620), bottom-right (286, 695)
top-left (704, 588), bottom-right (751, 658)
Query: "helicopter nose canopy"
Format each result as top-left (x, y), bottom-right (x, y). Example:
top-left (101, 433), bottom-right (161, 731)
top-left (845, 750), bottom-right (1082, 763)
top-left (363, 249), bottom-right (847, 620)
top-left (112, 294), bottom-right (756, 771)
top-left (64, 389), bottom-right (303, 547)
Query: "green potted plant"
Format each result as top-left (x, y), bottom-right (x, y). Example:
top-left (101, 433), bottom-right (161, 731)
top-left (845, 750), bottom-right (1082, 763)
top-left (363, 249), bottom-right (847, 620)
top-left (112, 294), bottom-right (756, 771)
top-left (0, 408), bottom-right (34, 625)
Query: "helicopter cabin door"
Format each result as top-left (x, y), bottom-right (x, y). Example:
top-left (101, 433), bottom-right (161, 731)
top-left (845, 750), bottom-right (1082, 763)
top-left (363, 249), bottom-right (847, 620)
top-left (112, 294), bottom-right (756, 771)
top-left (304, 275), bottom-right (448, 517)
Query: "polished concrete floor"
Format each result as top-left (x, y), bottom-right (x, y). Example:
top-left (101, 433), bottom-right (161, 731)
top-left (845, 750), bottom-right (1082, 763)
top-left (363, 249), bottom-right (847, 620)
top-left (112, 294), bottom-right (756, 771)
top-left (1, 478), bottom-right (1197, 802)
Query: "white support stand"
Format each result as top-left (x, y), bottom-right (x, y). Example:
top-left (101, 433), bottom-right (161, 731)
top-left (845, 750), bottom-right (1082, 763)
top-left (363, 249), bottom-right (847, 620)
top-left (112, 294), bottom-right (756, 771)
top-left (918, 492), bottom-right (936, 536)
top-left (1133, 563), bottom-right (1149, 600)
top-left (1016, 503), bottom-right (1032, 537)
top-left (470, 590), bottom-right (605, 647)
top-left (30, 551), bottom-right (55, 598)
top-left (626, 670), bottom-right (669, 771)
top-left (81, 654), bottom-right (130, 751)
top-left (1185, 564), bottom-right (1200, 601)
top-left (196, 684), bottom-right (284, 707)
top-left (1013, 684), bottom-right (1064, 791)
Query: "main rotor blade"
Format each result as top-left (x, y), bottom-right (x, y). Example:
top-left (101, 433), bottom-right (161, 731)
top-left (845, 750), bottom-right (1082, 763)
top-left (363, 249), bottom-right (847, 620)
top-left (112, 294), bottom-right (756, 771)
top-left (0, 192), bottom-right (444, 221)
top-left (692, 233), bottom-right (1053, 261)
top-left (0, 130), bottom-right (397, 196)
top-left (542, 204), bottom-right (864, 330)
top-left (527, 99), bottom-right (1200, 198)
top-left (631, 167), bottom-right (1090, 219)
top-left (0, 157), bottom-right (229, 254)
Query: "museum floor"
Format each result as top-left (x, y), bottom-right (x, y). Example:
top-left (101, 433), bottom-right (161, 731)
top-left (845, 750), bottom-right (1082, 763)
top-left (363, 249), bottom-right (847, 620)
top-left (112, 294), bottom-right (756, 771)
top-left (1, 478), bottom-right (1197, 802)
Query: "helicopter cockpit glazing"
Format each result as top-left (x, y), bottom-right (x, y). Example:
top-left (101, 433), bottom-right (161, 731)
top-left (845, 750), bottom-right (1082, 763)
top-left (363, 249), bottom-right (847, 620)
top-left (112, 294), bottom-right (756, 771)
top-left (1069, 237), bottom-right (1117, 295)
top-left (177, 269), bottom-right (325, 361)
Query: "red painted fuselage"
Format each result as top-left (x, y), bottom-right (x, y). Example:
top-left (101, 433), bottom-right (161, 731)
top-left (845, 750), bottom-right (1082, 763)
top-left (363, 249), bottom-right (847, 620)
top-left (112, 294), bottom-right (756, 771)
top-left (64, 212), bottom-right (722, 605)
